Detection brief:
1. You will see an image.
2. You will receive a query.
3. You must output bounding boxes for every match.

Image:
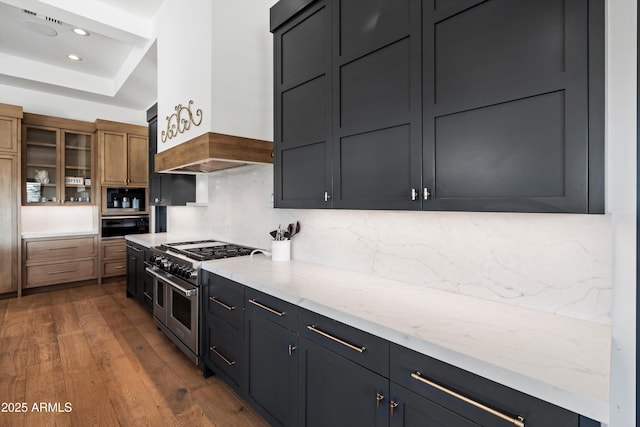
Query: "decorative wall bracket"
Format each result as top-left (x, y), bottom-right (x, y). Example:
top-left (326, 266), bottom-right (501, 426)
top-left (161, 100), bottom-right (203, 143)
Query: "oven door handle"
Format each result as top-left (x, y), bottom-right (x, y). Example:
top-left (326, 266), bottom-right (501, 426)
top-left (145, 267), bottom-right (198, 297)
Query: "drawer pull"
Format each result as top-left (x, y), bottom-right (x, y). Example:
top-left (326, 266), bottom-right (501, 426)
top-left (249, 299), bottom-right (285, 317)
top-left (143, 292), bottom-right (152, 300)
top-left (209, 296), bottom-right (235, 311)
top-left (306, 325), bottom-right (366, 354)
top-left (49, 246), bottom-right (77, 251)
top-left (49, 269), bottom-right (78, 275)
top-left (115, 266), bottom-right (126, 269)
top-left (410, 371), bottom-right (525, 427)
top-left (125, 245), bottom-right (142, 253)
top-left (210, 346), bottom-right (235, 366)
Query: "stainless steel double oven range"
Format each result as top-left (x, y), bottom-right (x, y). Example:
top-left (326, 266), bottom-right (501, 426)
top-left (145, 240), bottom-right (254, 365)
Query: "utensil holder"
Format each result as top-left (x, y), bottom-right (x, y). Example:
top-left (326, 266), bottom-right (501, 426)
top-left (271, 240), bottom-right (291, 261)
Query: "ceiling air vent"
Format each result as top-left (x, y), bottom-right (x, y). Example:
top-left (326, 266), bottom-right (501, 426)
top-left (22, 9), bottom-right (63, 25)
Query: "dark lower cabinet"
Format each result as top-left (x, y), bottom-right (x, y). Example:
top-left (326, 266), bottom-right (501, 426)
top-left (298, 337), bottom-right (389, 427)
top-left (199, 272), bottom-right (600, 427)
top-left (200, 271), bottom-right (246, 393)
top-left (246, 309), bottom-right (298, 426)
top-left (125, 241), bottom-right (152, 313)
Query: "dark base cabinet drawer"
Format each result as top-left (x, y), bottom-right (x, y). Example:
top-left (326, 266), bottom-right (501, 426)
top-left (204, 321), bottom-right (244, 391)
top-left (299, 309), bottom-right (389, 376)
top-left (390, 344), bottom-right (586, 427)
top-left (246, 288), bottom-right (298, 330)
top-left (204, 273), bottom-right (245, 328)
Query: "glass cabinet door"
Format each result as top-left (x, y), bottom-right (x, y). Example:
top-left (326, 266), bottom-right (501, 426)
top-left (24, 126), bottom-right (59, 204)
top-left (62, 131), bottom-right (93, 204)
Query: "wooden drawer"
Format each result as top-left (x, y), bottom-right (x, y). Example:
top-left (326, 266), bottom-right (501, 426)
top-left (390, 343), bottom-right (579, 427)
top-left (102, 240), bottom-right (126, 260)
top-left (299, 309), bottom-right (389, 376)
top-left (103, 259), bottom-right (127, 277)
top-left (203, 272), bottom-right (245, 330)
top-left (25, 258), bottom-right (96, 288)
top-left (246, 288), bottom-right (298, 331)
top-left (25, 236), bottom-right (97, 262)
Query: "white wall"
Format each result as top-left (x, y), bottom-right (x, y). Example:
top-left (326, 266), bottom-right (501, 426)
top-left (606, 1), bottom-right (637, 426)
top-left (156, 0), bottom-right (276, 152)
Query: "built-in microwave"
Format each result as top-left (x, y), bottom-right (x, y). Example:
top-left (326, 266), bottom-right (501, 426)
top-left (101, 215), bottom-right (149, 239)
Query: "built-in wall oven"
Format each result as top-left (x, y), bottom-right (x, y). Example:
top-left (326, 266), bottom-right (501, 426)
top-left (101, 215), bottom-right (149, 239)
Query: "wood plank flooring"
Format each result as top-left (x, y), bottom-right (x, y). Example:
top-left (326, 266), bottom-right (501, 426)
top-left (0, 281), bottom-right (270, 427)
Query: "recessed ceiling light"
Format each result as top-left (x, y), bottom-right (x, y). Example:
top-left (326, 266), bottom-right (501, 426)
top-left (72, 28), bottom-right (89, 36)
top-left (67, 54), bottom-right (82, 61)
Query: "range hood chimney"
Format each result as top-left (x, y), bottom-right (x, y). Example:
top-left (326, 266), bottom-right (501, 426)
top-left (155, 131), bottom-right (273, 174)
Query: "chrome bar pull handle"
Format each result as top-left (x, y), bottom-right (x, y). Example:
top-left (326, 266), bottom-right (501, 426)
top-left (376, 392), bottom-right (385, 408)
top-left (249, 299), bottom-right (286, 317)
top-left (324, 191), bottom-right (331, 202)
top-left (411, 188), bottom-right (418, 201)
top-left (423, 187), bottom-right (431, 200)
top-left (411, 372), bottom-right (525, 427)
top-left (288, 344), bottom-right (297, 356)
top-left (210, 346), bottom-right (235, 366)
top-left (306, 325), bottom-right (366, 353)
top-left (210, 296), bottom-right (235, 311)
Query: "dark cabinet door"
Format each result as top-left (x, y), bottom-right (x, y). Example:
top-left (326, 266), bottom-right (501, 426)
top-left (332, 0), bottom-right (422, 210)
top-left (246, 310), bottom-right (298, 426)
top-left (274, 0), bottom-right (333, 208)
top-left (126, 249), bottom-right (138, 298)
top-left (422, 0), bottom-right (601, 213)
top-left (298, 337), bottom-right (389, 427)
top-left (389, 382), bottom-right (480, 427)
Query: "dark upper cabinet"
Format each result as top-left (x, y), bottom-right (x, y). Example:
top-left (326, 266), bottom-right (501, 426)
top-left (146, 104), bottom-right (196, 207)
top-left (274, 1), bottom-right (333, 208)
top-left (422, 0), bottom-right (603, 213)
top-left (271, 0), bottom-right (604, 213)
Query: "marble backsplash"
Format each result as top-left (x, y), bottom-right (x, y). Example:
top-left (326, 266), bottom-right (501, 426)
top-left (168, 164), bottom-right (612, 324)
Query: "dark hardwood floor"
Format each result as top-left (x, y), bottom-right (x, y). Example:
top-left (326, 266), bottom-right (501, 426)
top-left (0, 280), bottom-right (269, 427)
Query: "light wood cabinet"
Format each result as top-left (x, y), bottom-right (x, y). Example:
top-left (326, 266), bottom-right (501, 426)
top-left (96, 119), bottom-right (148, 187)
top-left (101, 238), bottom-right (127, 278)
top-left (0, 103), bottom-right (22, 295)
top-left (23, 235), bottom-right (98, 289)
top-left (22, 113), bottom-right (95, 205)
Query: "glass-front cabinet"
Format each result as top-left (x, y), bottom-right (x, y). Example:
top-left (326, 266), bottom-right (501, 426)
top-left (22, 115), bottom-right (95, 205)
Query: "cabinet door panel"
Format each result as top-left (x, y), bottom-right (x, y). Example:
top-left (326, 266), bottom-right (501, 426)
top-left (298, 337), bottom-right (388, 427)
top-left (207, 320), bottom-right (244, 389)
top-left (246, 312), bottom-right (297, 426)
top-left (0, 156), bottom-right (17, 293)
top-left (279, 142), bottom-right (330, 206)
top-left (434, 0), bottom-right (565, 110)
top-left (128, 134), bottom-right (148, 186)
top-left (434, 91), bottom-right (565, 201)
top-left (0, 116), bottom-right (18, 153)
top-left (281, 76), bottom-right (328, 147)
top-left (338, 125), bottom-right (414, 207)
top-left (102, 132), bottom-right (127, 184)
top-left (281, 4), bottom-right (328, 86)
top-left (340, 38), bottom-right (411, 132)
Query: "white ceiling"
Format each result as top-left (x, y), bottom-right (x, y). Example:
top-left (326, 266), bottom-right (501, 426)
top-left (0, 0), bottom-right (165, 110)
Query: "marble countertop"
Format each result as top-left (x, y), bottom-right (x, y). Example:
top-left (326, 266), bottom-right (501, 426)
top-left (125, 232), bottom-right (610, 422)
top-left (201, 255), bottom-right (611, 424)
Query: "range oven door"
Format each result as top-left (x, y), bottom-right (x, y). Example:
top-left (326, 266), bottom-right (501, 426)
top-left (146, 266), bottom-right (199, 363)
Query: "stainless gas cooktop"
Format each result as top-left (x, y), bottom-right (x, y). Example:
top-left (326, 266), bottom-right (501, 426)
top-left (159, 240), bottom-right (255, 261)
